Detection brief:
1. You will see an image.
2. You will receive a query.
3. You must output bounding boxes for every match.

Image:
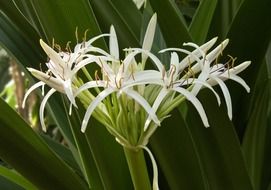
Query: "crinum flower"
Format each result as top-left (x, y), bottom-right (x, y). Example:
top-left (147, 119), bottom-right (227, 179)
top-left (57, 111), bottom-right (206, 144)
top-left (22, 37), bottom-right (107, 131)
top-left (74, 14), bottom-right (160, 133)
top-left (123, 37), bottom-right (250, 145)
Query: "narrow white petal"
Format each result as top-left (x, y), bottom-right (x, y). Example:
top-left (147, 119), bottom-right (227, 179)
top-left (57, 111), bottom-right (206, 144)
top-left (63, 79), bottom-right (77, 107)
top-left (174, 87), bottom-right (209, 127)
top-left (28, 68), bottom-right (65, 93)
top-left (85, 34), bottom-right (111, 47)
top-left (170, 52), bottom-right (179, 68)
top-left (191, 61), bottom-right (211, 95)
top-left (206, 39), bottom-right (229, 63)
top-left (142, 13), bottom-right (157, 65)
top-left (40, 89), bottom-right (56, 132)
top-left (40, 39), bottom-right (65, 67)
top-left (125, 48), bottom-right (164, 72)
top-left (182, 79), bottom-right (221, 105)
top-left (211, 76), bottom-right (232, 120)
top-left (74, 80), bottom-right (106, 98)
top-left (141, 146), bottom-right (159, 190)
top-left (123, 88), bottom-right (160, 126)
top-left (84, 46), bottom-right (112, 57)
top-left (72, 56), bottom-right (99, 74)
top-left (144, 88), bottom-right (168, 131)
top-left (229, 61), bottom-right (251, 75)
top-left (109, 26), bottom-right (119, 59)
top-left (81, 88), bottom-right (115, 132)
top-left (227, 74), bottom-right (250, 92)
top-left (160, 48), bottom-right (203, 72)
top-left (22, 81), bottom-right (45, 108)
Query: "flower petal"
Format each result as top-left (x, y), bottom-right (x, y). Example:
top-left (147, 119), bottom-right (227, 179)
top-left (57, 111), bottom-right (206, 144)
top-left (141, 146), bottom-right (159, 190)
top-left (109, 26), bottom-right (119, 60)
top-left (22, 81), bottom-right (44, 108)
top-left (81, 88), bottom-right (115, 132)
top-left (210, 76), bottom-right (232, 119)
top-left (28, 68), bottom-right (65, 93)
top-left (40, 89), bottom-right (56, 132)
top-left (206, 39), bottom-right (229, 63)
top-left (173, 86), bottom-right (209, 127)
top-left (144, 88), bottom-right (168, 131)
top-left (74, 80), bottom-right (106, 97)
top-left (124, 49), bottom-right (164, 73)
top-left (40, 39), bottom-right (65, 68)
top-left (63, 79), bottom-right (77, 107)
top-left (123, 88), bottom-right (160, 126)
top-left (229, 61), bottom-right (251, 75)
top-left (142, 13), bottom-right (157, 65)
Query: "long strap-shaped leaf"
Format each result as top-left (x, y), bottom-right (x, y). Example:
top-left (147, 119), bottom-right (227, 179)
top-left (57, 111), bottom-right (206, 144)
top-left (189, 0), bottom-right (218, 44)
top-left (0, 98), bottom-right (88, 190)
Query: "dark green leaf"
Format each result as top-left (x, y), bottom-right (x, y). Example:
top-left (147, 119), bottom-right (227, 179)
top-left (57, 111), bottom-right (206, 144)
top-left (0, 166), bottom-right (37, 190)
top-left (189, 0), bottom-right (217, 43)
top-left (0, 98), bottom-right (88, 190)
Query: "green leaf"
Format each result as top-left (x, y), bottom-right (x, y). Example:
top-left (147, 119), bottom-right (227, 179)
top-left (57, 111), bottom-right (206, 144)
top-left (41, 134), bottom-right (81, 174)
top-left (225, 0), bottom-right (271, 134)
top-left (0, 98), bottom-right (88, 190)
top-left (0, 175), bottom-right (25, 190)
top-left (242, 44), bottom-right (271, 190)
top-left (189, 0), bottom-right (217, 43)
top-left (150, 109), bottom-right (207, 189)
top-left (27, 0), bottom-right (106, 47)
top-left (0, 166), bottom-right (37, 190)
top-left (226, 0), bottom-right (271, 85)
top-left (149, 0), bottom-right (192, 46)
top-left (208, 0), bottom-right (243, 39)
top-left (62, 98), bottom-right (104, 189)
top-left (84, 118), bottom-right (133, 189)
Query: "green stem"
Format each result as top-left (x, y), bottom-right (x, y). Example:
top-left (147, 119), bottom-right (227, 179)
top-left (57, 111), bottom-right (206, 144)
top-left (124, 147), bottom-right (152, 190)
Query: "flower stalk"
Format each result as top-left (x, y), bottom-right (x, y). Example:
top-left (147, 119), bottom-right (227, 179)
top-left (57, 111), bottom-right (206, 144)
top-left (124, 147), bottom-right (152, 190)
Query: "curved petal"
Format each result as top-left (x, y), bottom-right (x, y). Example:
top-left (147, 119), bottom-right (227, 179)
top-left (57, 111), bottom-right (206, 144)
top-left (63, 79), bottom-right (76, 107)
top-left (22, 81), bottom-right (45, 108)
top-left (141, 146), bottom-right (159, 190)
top-left (40, 89), bottom-right (56, 132)
top-left (227, 74), bottom-right (250, 93)
top-left (74, 80), bottom-right (106, 97)
top-left (144, 88), bottom-right (168, 131)
top-left (85, 34), bottom-right (111, 47)
top-left (173, 86), bottom-right (209, 127)
top-left (123, 88), bottom-right (160, 126)
top-left (124, 49), bottom-right (164, 73)
top-left (184, 79), bottom-right (221, 105)
top-left (210, 76), bottom-right (232, 120)
top-left (81, 88), bottom-right (115, 132)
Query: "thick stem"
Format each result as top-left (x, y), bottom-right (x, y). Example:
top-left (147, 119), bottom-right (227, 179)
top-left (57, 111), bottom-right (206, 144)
top-left (124, 147), bottom-right (152, 190)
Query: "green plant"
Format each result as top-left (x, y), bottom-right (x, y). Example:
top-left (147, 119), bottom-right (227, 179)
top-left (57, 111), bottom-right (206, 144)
top-left (0, 0), bottom-right (271, 189)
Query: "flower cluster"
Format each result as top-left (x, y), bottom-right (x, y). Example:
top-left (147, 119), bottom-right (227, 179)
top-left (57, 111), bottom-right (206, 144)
top-left (23, 14), bottom-right (250, 189)
top-left (23, 13), bottom-right (250, 144)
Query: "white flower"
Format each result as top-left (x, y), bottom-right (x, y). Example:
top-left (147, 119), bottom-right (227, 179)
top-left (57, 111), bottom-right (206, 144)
top-left (124, 37), bottom-right (250, 133)
top-left (22, 38), bottom-right (104, 131)
top-left (75, 14), bottom-right (158, 133)
top-left (124, 38), bottom-right (224, 131)
top-left (75, 23), bottom-right (160, 132)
